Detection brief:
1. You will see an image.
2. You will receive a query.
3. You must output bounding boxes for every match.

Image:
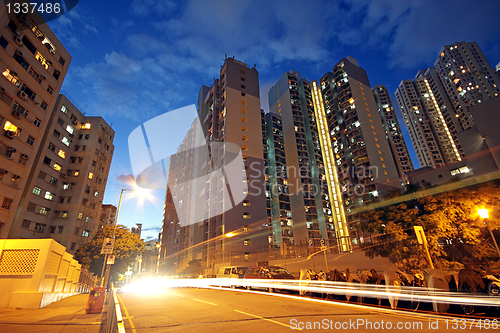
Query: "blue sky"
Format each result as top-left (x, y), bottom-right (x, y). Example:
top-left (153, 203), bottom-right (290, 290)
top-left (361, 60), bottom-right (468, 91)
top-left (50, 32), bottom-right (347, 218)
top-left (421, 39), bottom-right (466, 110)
top-left (46, 0), bottom-right (500, 241)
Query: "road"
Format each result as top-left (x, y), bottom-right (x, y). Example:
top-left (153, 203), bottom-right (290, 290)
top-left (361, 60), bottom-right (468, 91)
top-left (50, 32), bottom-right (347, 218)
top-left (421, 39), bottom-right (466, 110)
top-left (117, 287), bottom-right (498, 332)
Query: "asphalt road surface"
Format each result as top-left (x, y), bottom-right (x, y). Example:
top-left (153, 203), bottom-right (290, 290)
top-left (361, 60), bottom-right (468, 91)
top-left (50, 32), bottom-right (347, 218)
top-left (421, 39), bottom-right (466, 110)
top-left (117, 287), bottom-right (498, 332)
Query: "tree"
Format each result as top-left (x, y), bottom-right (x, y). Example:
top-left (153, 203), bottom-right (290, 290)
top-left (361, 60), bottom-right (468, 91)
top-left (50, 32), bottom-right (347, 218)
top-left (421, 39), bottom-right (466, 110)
top-left (182, 260), bottom-right (202, 276)
top-left (359, 180), bottom-right (500, 273)
top-left (75, 225), bottom-right (145, 282)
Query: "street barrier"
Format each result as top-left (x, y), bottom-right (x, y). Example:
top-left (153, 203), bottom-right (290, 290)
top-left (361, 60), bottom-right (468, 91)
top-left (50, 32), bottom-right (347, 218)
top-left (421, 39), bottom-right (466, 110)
top-left (100, 285), bottom-right (126, 333)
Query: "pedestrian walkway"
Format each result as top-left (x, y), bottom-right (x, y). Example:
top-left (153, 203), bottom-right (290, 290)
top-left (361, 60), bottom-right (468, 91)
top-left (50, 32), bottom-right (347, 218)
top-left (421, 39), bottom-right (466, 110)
top-left (0, 294), bottom-right (103, 333)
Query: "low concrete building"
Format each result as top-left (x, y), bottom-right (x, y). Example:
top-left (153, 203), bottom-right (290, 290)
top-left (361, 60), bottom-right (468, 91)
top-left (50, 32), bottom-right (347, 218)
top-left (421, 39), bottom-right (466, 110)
top-left (0, 238), bottom-right (95, 308)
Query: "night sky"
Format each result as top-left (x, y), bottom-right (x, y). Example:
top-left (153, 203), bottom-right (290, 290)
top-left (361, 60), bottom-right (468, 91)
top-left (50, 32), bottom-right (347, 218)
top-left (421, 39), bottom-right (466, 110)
top-left (46, 0), bottom-right (500, 241)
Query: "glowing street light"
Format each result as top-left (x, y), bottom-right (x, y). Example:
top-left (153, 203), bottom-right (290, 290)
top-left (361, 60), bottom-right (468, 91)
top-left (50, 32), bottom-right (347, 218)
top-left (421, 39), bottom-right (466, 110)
top-left (478, 208), bottom-right (500, 258)
top-left (478, 208), bottom-right (489, 219)
top-left (101, 187), bottom-right (152, 287)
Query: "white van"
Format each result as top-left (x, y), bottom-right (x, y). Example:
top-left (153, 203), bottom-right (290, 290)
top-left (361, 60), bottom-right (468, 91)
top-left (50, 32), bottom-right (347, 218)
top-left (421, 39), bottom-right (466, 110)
top-left (216, 266), bottom-right (249, 288)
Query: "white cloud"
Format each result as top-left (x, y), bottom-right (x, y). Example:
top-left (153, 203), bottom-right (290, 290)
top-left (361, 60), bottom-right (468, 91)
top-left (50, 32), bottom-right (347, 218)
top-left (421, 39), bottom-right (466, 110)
top-left (61, 0), bottom-right (500, 122)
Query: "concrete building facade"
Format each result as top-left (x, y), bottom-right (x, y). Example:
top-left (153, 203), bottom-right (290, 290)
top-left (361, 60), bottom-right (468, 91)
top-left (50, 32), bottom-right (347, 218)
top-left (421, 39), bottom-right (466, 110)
top-left (395, 74), bottom-right (462, 168)
top-left (0, 10), bottom-right (70, 239)
top-left (434, 41), bottom-right (500, 131)
top-left (8, 94), bottom-right (114, 254)
top-left (268, 71), bottom-right (349, 253)
top-left (320, 57), bottom-right (401, 246)
top-left (96, 204), bottom-right (116, 231)
top-left (159, 58), bottom-right (269, 273)
top-left (373, 85), bottom-right (414, 178)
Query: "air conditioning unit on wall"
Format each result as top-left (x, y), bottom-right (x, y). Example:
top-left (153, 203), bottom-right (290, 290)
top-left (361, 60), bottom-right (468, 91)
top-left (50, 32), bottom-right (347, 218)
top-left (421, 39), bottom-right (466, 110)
top-left (18, 91), bottom-right (27, 100)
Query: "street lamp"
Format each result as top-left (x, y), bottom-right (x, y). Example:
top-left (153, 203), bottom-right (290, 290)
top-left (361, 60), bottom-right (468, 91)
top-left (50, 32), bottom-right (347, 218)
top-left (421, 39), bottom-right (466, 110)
top-left (101, 187), bottom-right (150, 287)
top-left (478, 208), bottom-right (500, 258)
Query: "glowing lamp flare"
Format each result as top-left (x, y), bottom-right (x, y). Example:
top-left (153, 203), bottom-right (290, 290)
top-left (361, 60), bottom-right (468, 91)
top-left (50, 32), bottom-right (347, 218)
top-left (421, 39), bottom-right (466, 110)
top-left (478, 209), bottom-right (489, 219)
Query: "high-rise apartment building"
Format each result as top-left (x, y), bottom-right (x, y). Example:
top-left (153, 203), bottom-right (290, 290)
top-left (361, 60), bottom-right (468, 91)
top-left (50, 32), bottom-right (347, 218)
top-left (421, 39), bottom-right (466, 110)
top-left (373, 85), bottom-right (414, 178)
top-left (395, 73), bottom-right (462, 168)
top-left (7, 94), bottom-right (114, 253)
top-left (321, 58), bottom-right (400, 199)
top-left (0, 10), bottom-right (70, 238)
top-left (96, 204), bottom-right (117, 231)
top-left (159, 58), bottom-right (268, 272)
top-left (131, 223), bottom-right (142, 237)
top-left (395, 42), bottom-right (499, 171)
top-left (268, 71), bottom-right (350, 253)
top-left (434, 41), bottom-right (500, 131)
top-left (265, 112), bottom-right (293, 248)
top-left (319, 57), bottom-right (402, 246)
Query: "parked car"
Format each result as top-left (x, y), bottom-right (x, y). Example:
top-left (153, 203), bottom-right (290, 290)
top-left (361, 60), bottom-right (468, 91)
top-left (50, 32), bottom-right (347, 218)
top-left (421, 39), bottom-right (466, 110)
top-left (216, 266), bottom-right (249, 288)
top-left (243, 266), bottom-right (294, 293)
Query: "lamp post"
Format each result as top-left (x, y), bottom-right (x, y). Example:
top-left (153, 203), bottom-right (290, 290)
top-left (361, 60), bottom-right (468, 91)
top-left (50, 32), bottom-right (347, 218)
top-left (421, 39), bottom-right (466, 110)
top-left (478, 208), bottom-right (500, 259)
top-left (100, 188), bottom-right (134, 287)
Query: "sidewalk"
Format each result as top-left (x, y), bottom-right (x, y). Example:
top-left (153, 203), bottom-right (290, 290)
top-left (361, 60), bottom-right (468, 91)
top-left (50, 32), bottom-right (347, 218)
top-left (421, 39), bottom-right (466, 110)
top-left (0, 294), bottom-right (103, 333)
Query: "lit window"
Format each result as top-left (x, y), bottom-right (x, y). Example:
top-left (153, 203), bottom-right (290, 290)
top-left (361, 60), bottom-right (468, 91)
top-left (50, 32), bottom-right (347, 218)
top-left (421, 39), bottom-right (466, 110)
top-left (242, 117), bottom-right (247, 122)
top-left (242, 126), bottom-right (247, 131)
top-left (63, 183), bottom-right (69, 190)
top-left (45, 191), bottom-right (54, 200)
top-left (61, 105), bottom-right (67, 113)
top-left (242, 135), bottom-right (248, 141)
top-left (57, 149), bottom-right (66, 159)
top-left (39, 207), bottom-right (48, 215)
top-left (62, 137), bottom-right (71, 146)
top-left (88, 172), bottom-right (93, 179)
top-left (244, 239), bottom-right (250, 246)
top-left (243, 212), bottom-right (251, 219)
top-left (77, 212), bottom-right (83, 220)
top-left (62, 211), bottom-right (68, 218)
top-left (3, 121), bottom-right (19, 135)
top-left (242, 145), bottom-right (248, 151)
top-left (82, 123), bottom-right (91, 129)
top-left (243, 200), bottom-right (250, 207)
top-left (73, 170), bottom-right (79, 176)
top-left (33, 186), bottom-right (41, 195)
top-left (53, 163), bottom-right (61, 171)
top-left (66, 125), bottom-right (74, 134)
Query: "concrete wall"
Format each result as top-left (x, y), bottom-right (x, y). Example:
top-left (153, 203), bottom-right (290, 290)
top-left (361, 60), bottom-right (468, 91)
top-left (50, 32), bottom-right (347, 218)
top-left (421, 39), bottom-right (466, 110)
top-left (0, 239), bottom-right (96, 308)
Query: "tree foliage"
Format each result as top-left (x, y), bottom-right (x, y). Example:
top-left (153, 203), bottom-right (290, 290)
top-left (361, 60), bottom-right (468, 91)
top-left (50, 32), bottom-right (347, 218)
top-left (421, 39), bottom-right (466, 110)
top-left (182, 260), bottom-right (202, 276)
top-left (359, 180), bottom-right (500, 273)
top-left (74, 225), bottom-right (145, 281)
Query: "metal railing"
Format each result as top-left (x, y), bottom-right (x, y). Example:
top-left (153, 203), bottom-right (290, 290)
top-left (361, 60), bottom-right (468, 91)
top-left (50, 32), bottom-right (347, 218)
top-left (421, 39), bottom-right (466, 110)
top-left (100, 285), bottom-right (126, 333)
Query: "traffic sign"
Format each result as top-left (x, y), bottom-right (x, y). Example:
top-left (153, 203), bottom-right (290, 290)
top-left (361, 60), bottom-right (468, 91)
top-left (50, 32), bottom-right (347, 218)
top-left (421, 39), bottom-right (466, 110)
top-left (100, 237), bottom-right (115, 255)
top-left (413, 226), bottom-right (425, 244)
top-left (107, 255), bottom-right (116, 265)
